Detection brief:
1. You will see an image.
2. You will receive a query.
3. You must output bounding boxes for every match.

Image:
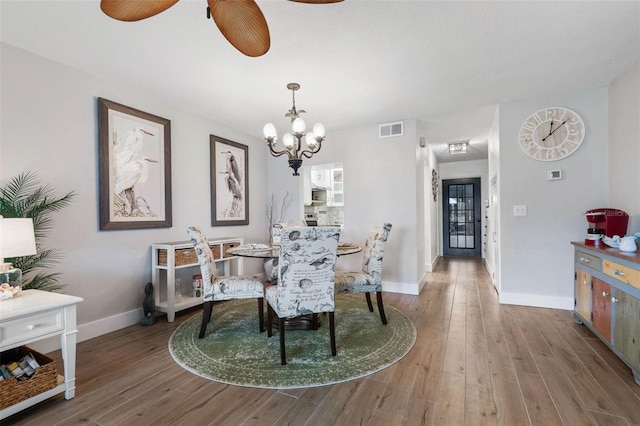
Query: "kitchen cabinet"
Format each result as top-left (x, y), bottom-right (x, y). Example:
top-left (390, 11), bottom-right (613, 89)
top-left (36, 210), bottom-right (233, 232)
top-left (151, 237), bottom-right (243, 322)
top-left (328, 168), bottom-right (343, 206)
top-left (572, 242), bottom-right (640, 386)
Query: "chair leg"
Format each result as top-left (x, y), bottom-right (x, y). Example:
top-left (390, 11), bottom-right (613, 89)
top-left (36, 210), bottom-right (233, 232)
top-left (198, 301), bottom-right (214, 339)
top-left (279, 317), bottom-right (287, 365)
top-left (267, 304), bottom-right (273, 337)
top-left (365, 292), bottom-right (374, 312)
top-left (258, 298), bottom-right (264, 333)
top-left (329, 311), bottom-right (337, 356)
top-left (376, 292), bottom-right (388, 325)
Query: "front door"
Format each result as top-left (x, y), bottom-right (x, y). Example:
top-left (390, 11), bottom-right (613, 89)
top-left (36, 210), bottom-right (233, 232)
top-left (443, 178), bottom-right (482, 257)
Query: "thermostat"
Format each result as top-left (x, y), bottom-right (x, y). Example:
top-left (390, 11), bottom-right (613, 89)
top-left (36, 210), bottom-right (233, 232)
top-left (547, 170), bottom-right (562, 180)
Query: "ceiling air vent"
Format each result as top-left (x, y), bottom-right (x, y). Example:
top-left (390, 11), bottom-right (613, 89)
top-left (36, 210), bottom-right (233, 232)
top-left (379, 121), bottom-right (403, 138)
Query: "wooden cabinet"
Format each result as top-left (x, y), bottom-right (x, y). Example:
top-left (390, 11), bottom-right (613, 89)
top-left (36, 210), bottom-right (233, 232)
top-left (592, 278), bottom-right (611, 341)
top-left (614, 289), bottom-right (640, 369)
top-left (574, 268), bottom-right (591, 323)
top-left (572, 242), bottom-right (640, 386)
top-left (151, 237), bottom-right (243, 322)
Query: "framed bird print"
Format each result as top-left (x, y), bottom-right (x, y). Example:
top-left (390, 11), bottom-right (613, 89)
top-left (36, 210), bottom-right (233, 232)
top-left (210, 135), bottom-right (249, 226)
top-left (98, 97), bottom-right (172, 230)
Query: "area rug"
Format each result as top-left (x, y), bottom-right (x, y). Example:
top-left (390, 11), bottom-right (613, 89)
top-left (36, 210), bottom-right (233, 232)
top-left (169, 295), bottom-right (416, 389)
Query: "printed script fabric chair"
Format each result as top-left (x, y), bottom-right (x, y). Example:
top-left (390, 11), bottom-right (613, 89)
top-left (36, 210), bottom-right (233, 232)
top-left (263, 219), bottom-right (308, 284)
top-left (187, 226), bottom-right (265, 339)
top-left (335, 223), bottom-right (392, 325)
top-left (265, 226), bottom-right (341, 365)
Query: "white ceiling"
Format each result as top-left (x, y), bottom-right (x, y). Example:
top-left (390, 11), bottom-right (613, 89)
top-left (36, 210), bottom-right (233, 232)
top-left (2, 1), bottom-right (638, 163)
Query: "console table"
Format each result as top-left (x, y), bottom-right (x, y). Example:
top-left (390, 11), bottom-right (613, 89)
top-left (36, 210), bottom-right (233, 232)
top-left (572, 242), bottom-right (640, 386)
top-left (151, 237), bottom-right (243, 322)
top-left (0, 290), bottom-right (83, 419)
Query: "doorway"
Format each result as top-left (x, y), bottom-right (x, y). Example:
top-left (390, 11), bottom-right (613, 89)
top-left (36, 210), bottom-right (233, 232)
top-left (442, 178), bottom-right (482, 257)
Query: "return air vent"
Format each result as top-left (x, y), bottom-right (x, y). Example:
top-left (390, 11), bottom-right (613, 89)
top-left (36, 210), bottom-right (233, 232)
top-left (379, 121), bottom-right (403, 138)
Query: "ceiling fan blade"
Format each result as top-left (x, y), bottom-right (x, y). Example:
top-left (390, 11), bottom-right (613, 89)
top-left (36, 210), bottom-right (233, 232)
top-left (207, 0), bottom-right (270, 57)
top-left (100, 0), bottom-right (179, 22)
top-left (288, 0), bottom-right (343, 3)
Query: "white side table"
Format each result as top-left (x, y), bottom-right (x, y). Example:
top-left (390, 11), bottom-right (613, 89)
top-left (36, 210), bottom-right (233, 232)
top-left (0, 289), bottom-right (83, 420)
top-left (151, 237), bottom-right (243, 322)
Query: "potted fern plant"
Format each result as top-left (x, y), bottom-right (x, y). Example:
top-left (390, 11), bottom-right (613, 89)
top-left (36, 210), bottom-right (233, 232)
top-left (0, 172), bottom-right (75, 291)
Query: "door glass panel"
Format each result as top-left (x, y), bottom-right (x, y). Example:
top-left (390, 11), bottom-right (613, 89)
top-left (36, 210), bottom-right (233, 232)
top-left (447, 183), bottom-right (476, 249)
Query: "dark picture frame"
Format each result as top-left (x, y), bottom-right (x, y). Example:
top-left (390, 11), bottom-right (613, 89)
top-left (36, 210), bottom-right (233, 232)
top-left (210, 135), bottom-right (249, 226)
top-left (98, 97), bottom-right (172, 230)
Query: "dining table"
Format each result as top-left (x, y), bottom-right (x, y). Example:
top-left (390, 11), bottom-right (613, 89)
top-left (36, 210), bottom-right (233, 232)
top-left (226, 243), bottom-right (362, 259)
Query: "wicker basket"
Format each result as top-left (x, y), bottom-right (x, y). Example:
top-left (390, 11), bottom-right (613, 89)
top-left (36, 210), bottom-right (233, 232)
top-left (222, 242), bottom-right (240, 258)
top-left (157, 245), bottom-right (222, 266)
top-left (0, 346), bottom-right (57, 410)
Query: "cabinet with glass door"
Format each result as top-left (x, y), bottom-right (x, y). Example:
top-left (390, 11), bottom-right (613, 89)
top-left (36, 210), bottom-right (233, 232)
top-left (328, 168), bottom-right (343, 206)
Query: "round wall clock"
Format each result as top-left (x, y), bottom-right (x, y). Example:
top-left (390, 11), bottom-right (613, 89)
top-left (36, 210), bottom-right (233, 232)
top-left (518, 107), bottom-right (585, 161)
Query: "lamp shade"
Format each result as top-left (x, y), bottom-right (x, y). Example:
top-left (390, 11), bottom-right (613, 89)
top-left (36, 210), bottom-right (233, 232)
top-left (312, 123), bottom-right (325, 138)
top-left (263, 122), bottom-right (277, 139)
top-left (0, 218), bottom-right (37, 259)
top-left (305, 132), bottom-right (316, 148)
top-left (283, 133), bottom-right (295, 148)
top-left (292, 117), bottom-right (306, 134)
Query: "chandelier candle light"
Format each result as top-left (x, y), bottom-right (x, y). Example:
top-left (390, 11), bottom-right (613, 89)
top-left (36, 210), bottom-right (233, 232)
top-left (263, 83), bottom-right (326, 176)
top-left (0, 216), bottom-right (37, 299)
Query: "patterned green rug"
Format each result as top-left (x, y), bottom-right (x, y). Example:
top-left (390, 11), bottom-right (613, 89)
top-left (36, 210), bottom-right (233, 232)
top-left (169, 295), bottom-right (416, 389)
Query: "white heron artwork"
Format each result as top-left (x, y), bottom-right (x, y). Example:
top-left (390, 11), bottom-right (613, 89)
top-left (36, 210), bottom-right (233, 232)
top-left (112, 127), bottom-right (158, 217)
top-left (218, 149), bottom-right (244, 217)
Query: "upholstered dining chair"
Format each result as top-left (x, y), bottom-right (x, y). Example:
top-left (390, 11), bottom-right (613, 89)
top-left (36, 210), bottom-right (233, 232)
top-left (265, 226), bottom-right (341, 365)
top-left (264, 219), bottom-right (308, 284)
top-left (187, 226), bottom-right (265, 338)
top-left (335, 223), bottom-right (392, 325)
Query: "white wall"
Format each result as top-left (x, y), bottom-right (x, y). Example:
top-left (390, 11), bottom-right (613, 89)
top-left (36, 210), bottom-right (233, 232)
top-left (497, 88), bottom-right (609, 309)
top-left (1, 44), bottom-right (269, 345)
top-left (422, 142), bottom-right (440, 275)
top-left (485, 106), bottom-right (500, 287)
top-left (267, 119), bottom-right (422, 295)
top-left (608, 60), bottom-right (640, 233)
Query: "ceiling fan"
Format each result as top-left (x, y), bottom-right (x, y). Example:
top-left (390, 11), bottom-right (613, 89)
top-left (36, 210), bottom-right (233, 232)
top-left (100, 0), bottom-right (343, 58)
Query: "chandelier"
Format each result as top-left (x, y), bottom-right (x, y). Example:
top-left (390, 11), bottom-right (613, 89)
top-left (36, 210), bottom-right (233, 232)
top-left (263, 83), bottom-right (326, 176)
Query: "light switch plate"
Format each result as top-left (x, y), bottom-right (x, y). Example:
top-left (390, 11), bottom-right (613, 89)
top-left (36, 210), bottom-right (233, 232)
top-left (513, 205), bottom-right (527, 216)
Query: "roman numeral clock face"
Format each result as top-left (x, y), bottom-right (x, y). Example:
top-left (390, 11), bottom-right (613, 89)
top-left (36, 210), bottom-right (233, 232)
top-left (518, 107), bottom-right (585, 161)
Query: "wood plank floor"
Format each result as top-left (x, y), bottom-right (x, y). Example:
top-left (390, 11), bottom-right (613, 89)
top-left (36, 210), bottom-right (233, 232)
top-left (5, 257), bottom-right (640, 425)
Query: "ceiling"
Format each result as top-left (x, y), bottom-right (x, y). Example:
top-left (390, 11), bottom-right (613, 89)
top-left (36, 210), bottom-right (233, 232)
top-left (2, 1), bottom-right (638, 164)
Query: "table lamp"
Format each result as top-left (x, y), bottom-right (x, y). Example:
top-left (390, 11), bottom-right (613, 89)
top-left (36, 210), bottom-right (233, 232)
top-left (0, 217), bottom-right (37, 291)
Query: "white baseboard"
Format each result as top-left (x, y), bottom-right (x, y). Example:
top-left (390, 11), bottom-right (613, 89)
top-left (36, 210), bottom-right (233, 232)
top-left (29, 308), bottom-right (145, 354)
top-left (383, 281), bottom-right (420, 296)
top-left (423, 255), bottom-right (441, 273)
top-left (499, 292), bottom-right (573, 310)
